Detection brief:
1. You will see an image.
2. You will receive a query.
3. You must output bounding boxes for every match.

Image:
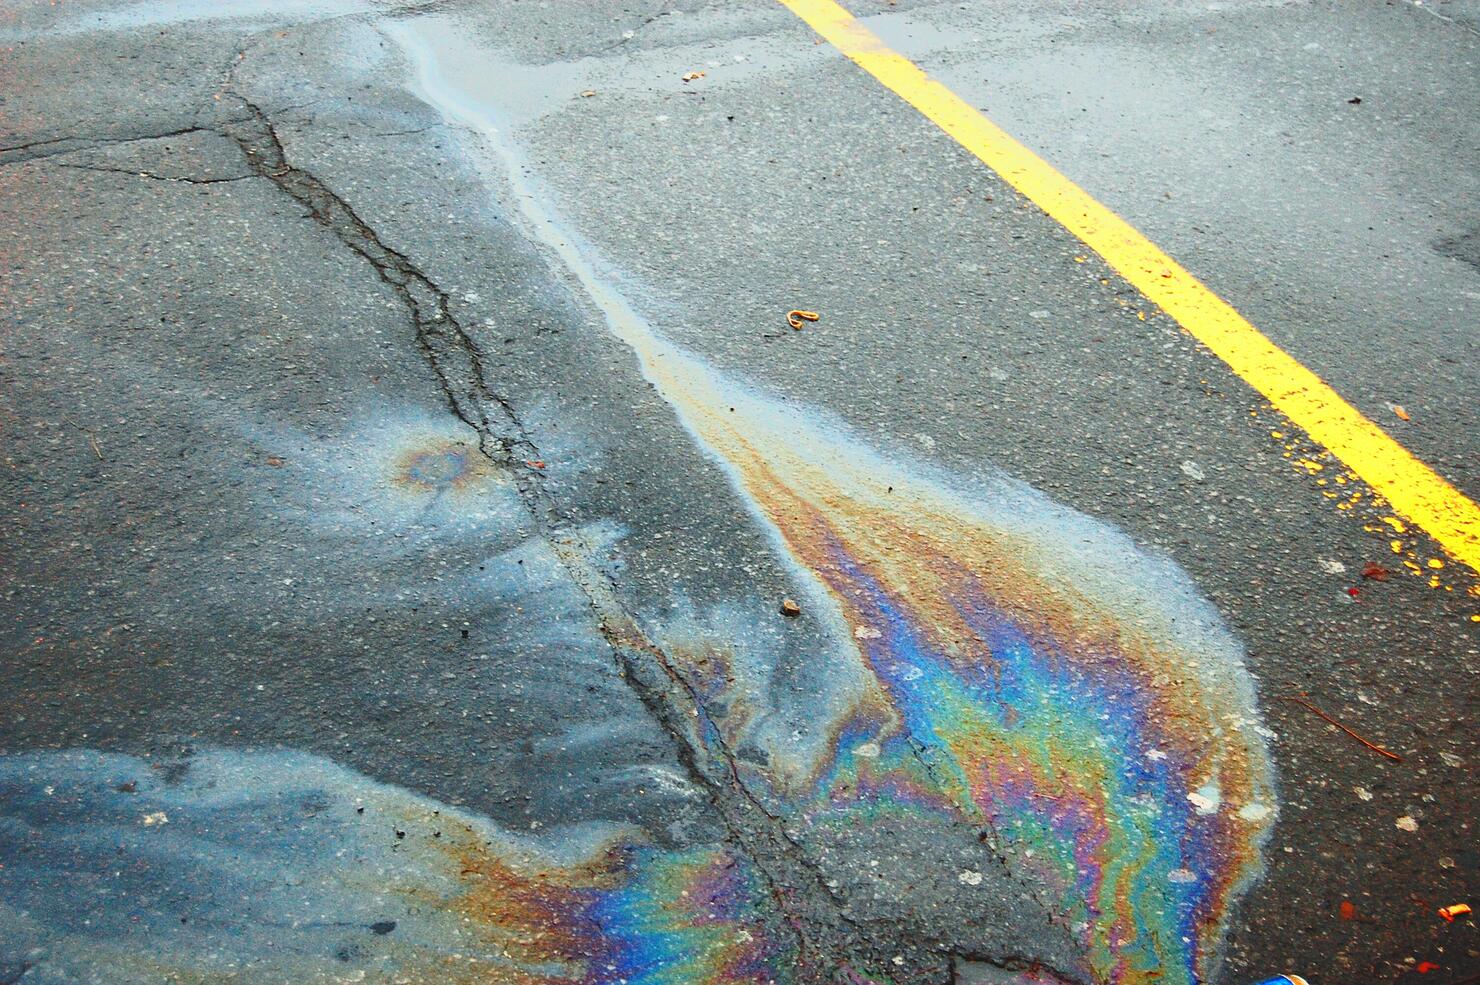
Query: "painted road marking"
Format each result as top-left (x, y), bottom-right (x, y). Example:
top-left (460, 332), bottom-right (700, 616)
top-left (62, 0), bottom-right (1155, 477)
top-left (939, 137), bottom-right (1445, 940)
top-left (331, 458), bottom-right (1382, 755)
top-left (776, 0), bottom-right (1480, 580)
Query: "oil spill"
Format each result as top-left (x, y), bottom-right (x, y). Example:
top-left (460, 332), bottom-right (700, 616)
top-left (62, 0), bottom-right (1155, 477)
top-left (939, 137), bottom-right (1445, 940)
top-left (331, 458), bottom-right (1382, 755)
top-left (387, 19), bottom-right (1278, 984)
top-left (0, 748), bottom-right (793, 985)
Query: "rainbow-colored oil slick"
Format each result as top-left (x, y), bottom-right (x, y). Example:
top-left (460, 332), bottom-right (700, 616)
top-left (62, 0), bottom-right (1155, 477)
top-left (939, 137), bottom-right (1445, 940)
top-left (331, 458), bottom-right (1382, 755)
top-left (1, 27), bottom-right (1279, 981)
top-left (407, 27), bottom-right (1277, 977)
top-left (0, 749), bottom-right (794, 984)
top-left (0, 361), bottom-right (1276, 985)
top-left (620, 330), bottom-right (1277, 985)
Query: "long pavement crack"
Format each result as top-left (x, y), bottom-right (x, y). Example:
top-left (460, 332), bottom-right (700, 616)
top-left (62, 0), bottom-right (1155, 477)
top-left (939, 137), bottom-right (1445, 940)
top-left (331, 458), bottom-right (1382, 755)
top-left (54, 162), bottom-right (255, 185)
top-left (215, 91), bottom-right (892, 983)
top-left (0, 125), bottom-right (223, 166)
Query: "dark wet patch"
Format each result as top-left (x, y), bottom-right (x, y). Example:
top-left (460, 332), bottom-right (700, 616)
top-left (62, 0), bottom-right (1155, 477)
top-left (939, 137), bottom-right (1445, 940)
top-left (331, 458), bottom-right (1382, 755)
top-left (1436, 226), bottom-right (1480, 273)
top-left (369, 920), bottom-right (396, 935)
top-left (154, 756), bottom-right (192, 786)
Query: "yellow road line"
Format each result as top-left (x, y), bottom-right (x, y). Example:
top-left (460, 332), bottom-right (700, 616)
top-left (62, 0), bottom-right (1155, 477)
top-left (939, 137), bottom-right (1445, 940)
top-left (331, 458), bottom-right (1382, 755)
top-left (776, 0), bottom-right (1480, 579)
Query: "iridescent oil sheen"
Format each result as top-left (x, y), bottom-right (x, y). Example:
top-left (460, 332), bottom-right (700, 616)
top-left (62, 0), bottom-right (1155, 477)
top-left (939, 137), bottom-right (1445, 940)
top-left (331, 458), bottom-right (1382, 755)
top-left (0, 344), bottom-right (1275, 985)
top-left (624, 335), bottom-right (1277, 984)
top-left (0, 749), bottom-right (794, 985)
top-left (392, 26), bottom-right (1275, 977)
top-left (3, 30), bottom-right (1280, 980)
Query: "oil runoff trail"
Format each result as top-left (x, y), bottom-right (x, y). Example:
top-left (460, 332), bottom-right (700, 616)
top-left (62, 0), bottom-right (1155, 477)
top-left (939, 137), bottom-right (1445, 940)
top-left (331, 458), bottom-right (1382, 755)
top-left (373, 19), bottom-right (1280, 985)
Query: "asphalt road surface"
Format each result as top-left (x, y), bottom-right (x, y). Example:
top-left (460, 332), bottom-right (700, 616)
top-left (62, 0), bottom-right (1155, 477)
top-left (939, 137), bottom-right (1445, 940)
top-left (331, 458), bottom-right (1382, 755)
top-left (2, 2), bottom-right (1477, 984)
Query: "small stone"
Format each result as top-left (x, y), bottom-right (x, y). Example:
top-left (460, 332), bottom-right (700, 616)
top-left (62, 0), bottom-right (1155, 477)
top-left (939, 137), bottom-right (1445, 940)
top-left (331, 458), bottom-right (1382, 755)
top-left (1354, 786), bottom-right (1373, 801)
top-left (1237, 802), bottom-right (1272, 822)
top-left (780, 598), bottom-right (801, 617)
top-left (1167, 868), bottom-right (1198, 883)
top-left (958, 869), bottom-right (983, 886)
top-left (1438, 856), bottom-right (1455, 869)
top-left (1395, 815), bottom-right (1419, 832)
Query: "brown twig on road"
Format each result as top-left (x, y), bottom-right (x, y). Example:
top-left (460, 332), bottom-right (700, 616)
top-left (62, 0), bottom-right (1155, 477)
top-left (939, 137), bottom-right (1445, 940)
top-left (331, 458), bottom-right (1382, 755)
top-left (1281, 695), bottom-right (1402, 763)
top-left (63, 417), bottom-right (104, 460)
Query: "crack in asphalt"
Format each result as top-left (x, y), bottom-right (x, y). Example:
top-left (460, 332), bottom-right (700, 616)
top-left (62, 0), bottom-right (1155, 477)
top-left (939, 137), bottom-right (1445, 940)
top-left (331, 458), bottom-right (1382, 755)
top-left (216, 88), bottom-right (1087, 985)
top-left (54, 162), bottom-right (256, 185)
top-left (1403, 0), bottom-right (1480, 37)
top-left (0, 72), bottom-right (1082, 980)
top-left (220, 96), bottom-right (530, 458)
top-left (214, 90), bottom-right (879, 982)
top-left (362, 125), bottom-right (442, 138)
top-left (899, 731), bottom-right (1074, 946)
top-left (0, 125), bottom-right (223, 166)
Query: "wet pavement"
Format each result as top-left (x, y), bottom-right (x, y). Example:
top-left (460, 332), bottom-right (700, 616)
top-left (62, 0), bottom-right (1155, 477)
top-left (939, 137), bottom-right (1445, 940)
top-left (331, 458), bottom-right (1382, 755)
top-left (1, 2), bottom-right (1476, 984)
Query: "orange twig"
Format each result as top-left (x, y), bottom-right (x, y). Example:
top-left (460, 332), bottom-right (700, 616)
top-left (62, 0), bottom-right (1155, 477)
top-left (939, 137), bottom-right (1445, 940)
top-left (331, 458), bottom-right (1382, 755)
top-left (1282, 695), bottom-right (1402, 762)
